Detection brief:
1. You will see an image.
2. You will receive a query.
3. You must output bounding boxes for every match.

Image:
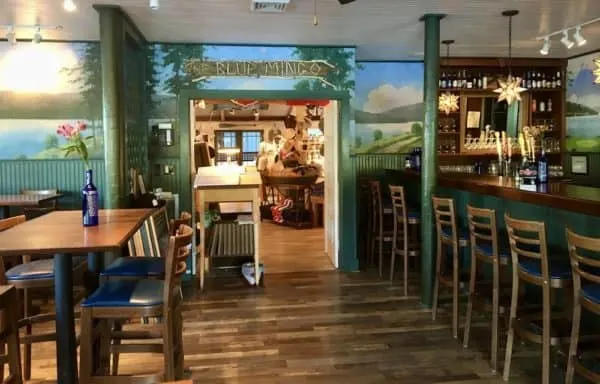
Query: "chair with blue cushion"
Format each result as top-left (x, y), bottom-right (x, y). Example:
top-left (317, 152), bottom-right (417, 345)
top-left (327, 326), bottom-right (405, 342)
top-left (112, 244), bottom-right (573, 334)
top-left (503, 214), bottom-right (572, 384)
top-left (432, 196), bottom-right (469, 340)
top-left (388, 185), bottom-right (420, 294)
top-left (0, 215), bottom-right (87, 381)
top-left (79, 224), bottom-right (193, 383)
top-left (565, 228), bottom-right (600, 384)
top-left (462, 205), bottom-right (511, 374)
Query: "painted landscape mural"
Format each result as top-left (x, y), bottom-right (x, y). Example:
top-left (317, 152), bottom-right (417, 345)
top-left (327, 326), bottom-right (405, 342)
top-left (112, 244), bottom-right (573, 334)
top-left (0, 42), bottom-right (102, 160)
top-left (353, 61), bottom-right (424, 154)
top-left (567, 52), bottom-right (600, 152)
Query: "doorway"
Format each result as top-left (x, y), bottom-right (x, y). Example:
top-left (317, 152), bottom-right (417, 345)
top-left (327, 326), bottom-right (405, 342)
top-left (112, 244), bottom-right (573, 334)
top-left (177, 89), bottom-right (357, 279)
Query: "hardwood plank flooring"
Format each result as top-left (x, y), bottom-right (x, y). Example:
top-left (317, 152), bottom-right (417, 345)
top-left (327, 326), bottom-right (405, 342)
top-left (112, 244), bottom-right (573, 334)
top-left (24, 270), bottom-right (564, 383)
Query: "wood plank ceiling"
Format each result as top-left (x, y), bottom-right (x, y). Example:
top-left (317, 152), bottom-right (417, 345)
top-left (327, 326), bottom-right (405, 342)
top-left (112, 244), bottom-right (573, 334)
top-left (3, 0), bottom-right (600, 60)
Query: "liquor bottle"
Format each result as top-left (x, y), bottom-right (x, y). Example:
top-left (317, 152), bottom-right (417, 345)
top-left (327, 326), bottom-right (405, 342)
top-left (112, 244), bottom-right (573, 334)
top-left (556, 71), bottom-right (562, 88)
top-left (82, 169), bottom-right (99, 227)
top-left (482, 75), bottom-right (488, 89)
top-left (551, 74), bottom-right (557, 88)
top-left (531, 72), bottom-right (537, 89)
top-left (537, 72), bottom-right (543, 88)
top-left (524, 72), bottom-right (530, 88)
top-left (467, 72), bottom-right (473, 89)
top-left (537, 149), bottom-right (548, 184)
top-left (440, 72), bottom-right (447, 89)
top-left (452, 72), bottom-right (458, 88)
top-left (547, 98), bottom-right (553, 112)
top-left (531, 98), bottom-right (537, 113)
top-left (542, 73), bottom-right (547, 88)
top-left (539, 100), bottom-right (546, 112)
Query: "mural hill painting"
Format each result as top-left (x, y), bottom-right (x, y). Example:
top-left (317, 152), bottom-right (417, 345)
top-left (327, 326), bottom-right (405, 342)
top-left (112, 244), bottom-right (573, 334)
top-left (567, 53), bottom-right (600, 152)
top-left (353, 62), bottom-right (424, 154)
top-left (0, 42), bottom-right (102, 160)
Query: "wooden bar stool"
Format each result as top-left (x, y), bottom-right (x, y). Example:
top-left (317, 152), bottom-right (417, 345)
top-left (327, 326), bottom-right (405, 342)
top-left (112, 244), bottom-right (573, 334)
top-left (79, 224), bottom-right (193, 382)
top-left (388, 185), bottom-right (420, 295)
top-left (503, 214), bottom-right (572, 384)
top-left (565, 228), bottom-right (600, 384)
top-left (462, 205), bottom-right (510, 373)
top-left (368, 180), bottom-right (393, 275)
top-left (432, 196), bottom-right (469, 340)
top-left (0, 285), bottom-right (23, 384)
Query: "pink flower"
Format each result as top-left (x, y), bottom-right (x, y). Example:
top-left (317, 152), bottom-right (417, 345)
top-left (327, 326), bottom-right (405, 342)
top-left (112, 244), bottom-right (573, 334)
top-left (57, 123), bottom-right (76, 138)
top-left (77, 121), bottom-right (87, 131)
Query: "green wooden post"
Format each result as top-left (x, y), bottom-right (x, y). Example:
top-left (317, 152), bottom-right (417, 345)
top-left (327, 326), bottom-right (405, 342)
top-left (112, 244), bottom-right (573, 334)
top-left (420, 14), bottom-right (445, 307)
top-left (96, 6), bottom-right (126, 208)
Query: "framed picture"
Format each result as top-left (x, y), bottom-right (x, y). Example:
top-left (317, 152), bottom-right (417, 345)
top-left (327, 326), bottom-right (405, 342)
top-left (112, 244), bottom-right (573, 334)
top-left (466, 111), bottom-right (481, 129)
top-left (571, 154), bottom-right (589, 175)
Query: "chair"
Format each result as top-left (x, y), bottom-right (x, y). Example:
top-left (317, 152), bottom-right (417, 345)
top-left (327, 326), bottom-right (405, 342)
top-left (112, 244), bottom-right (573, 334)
top-left (565, 229), bottom-right (600, 384)
top-left (0, 216), bottom-right (87, 381)
top-left (431, 196), bottom-right (469, 340)
top-left (462, 205), bottom-right (510, 373)
top-left (0, 285), bottom-right (23, 384)
top-left (79, 224), bottom-right (193, 382)
top-left (20, 189), bottom-right (58, 217)
top-left (502, 214), bottom-right (572, 384)
top-left (368, 180), bottom-right (394, 276)
top-left (388, 185), bottom-right (420, 294)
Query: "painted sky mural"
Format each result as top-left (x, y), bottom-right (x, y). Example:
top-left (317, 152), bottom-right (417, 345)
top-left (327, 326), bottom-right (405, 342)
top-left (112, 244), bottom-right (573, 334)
top-left (353, 62), bottom-right (424, 154)
top-left (567, 52), bottom-right (600, 152)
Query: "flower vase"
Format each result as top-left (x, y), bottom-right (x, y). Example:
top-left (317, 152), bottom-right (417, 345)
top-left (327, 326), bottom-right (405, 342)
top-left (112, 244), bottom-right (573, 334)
top-left (82, 169), bottom-right (99, 226)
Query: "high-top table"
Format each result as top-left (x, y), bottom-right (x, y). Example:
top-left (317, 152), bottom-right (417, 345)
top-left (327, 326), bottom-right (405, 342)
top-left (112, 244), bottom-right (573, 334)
top-left (0, 209), bottom-right (154, 384)
top-left (0, 193), bottom-right (63, 218)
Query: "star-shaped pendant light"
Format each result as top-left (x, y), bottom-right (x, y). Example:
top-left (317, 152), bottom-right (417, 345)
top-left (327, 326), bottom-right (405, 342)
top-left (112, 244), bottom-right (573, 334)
top-left (494, 10), bottom-right (525, 106)
top-left (438, 40), bottom-right (459, 115)
top-left (594, 58), bottom-right (600, 84)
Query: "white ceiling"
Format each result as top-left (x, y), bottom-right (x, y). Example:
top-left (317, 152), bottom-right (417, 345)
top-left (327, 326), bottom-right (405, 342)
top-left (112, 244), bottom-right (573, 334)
top-left (3, 0), bottom-right (600, 60)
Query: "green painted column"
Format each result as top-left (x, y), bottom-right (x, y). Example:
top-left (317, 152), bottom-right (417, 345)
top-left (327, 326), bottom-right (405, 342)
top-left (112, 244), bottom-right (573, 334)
top-left (96, 6), bottom-right (126, 208)
top-left (420, 14), bottom-right (445, 307)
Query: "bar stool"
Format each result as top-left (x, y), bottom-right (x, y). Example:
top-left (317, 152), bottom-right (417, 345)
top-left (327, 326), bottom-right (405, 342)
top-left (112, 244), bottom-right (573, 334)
top-left (368, 180), bottom-right (394, 275)
top-left (0, 216), bottom-right (87, 380)
top-left (388, 185), bottom-right (420, 295)
top-left (432, 196), bottom-right (469, 340)
top-left (462, 205), bottom-right (510, 373)
top-left (503, 214), bottom-right (572, 384)
top-left (565, 228), bottom-right (600, 384)
top-left (0, 285), bottom-right (23, 384)
top-left (79, 224), bottom-right (193, 382)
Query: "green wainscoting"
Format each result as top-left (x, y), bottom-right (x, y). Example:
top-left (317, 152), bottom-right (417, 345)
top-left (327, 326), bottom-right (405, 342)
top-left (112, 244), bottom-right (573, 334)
top-left (353, 154), bottom-right (406, 179)
top-left (0, 159), bottom-right (105, 210)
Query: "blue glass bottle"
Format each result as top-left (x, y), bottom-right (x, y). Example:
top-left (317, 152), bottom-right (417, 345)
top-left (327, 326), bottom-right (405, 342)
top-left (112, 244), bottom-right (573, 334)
top-left (82, 169), bottom-right (99, 226)
top-left (537, 149), bottom-right (548, 184)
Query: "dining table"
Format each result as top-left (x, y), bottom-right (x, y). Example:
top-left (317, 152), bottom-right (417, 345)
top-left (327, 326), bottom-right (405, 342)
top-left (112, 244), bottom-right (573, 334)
top-left (0, 208), bottom-right (154, 384)
top-left (0, 193), bottom-right (63, 218)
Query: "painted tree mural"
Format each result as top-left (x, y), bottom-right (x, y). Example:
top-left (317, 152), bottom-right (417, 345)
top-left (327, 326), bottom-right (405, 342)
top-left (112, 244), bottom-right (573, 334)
top-left (293, 47), bottom-right (356, 91)
top-left (160, 44), bottom-right (209, 94)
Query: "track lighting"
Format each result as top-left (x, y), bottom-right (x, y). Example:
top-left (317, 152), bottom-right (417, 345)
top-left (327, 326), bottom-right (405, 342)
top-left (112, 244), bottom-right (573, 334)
top-left (149, 0), bottom-right (159, 10)
top-left (560, 30), bottom-right (574, 49)
top-left (32, 26), bottom-right (42, 44)
top-left (63, 0), bottom-right (76, 12)
top-left (574, 26), bottom-right (587, 47)
top-left (1, 24), bottom-right (61, 44)
top-left (6, 25), bottom-right (16, 45)
top-left (539, 38), bottom-right (550, 55)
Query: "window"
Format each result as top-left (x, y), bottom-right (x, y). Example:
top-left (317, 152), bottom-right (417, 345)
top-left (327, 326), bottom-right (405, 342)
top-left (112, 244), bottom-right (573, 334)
top-left (214, 130), bottom-right (264, 166)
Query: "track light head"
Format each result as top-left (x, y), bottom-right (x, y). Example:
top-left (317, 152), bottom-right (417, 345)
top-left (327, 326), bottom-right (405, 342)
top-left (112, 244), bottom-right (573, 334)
top-left (540, 38), bottom-right (550, 55)
top-left (63, 0), bottom-right (76, 12)
top-left (6, 25), bottom-right (17, 45)
top-left (574, 26), bottom-right (587, 47)
top-left (149, 0), bottom-right (159, 10)
top-left (32, 26), bottom-right (42, 44)
top-left (560, 30), bottom-right (574, 49)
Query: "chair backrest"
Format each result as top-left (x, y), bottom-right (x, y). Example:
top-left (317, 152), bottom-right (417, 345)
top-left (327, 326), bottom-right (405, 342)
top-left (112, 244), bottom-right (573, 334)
top-left (389, 185), bottom-right (408, 234)
top-left (0, 216), bottom-right (26, 284)
top-left (169, 211), bottom-right (192, 236)
top-left (566, 228), bottom-right (600, 300)
top-left (504, 213), bottom-right (547, 279)
top-left (149, 206), bottom-right (170, 257)
top-left (368, 181), bottom-right (383, 227)
top-left (20, 189), bottom-right (58, 208)
top-left (432, 196), bottom-right (457, 244)
top-left (163, 224), bottom-right (193, 309)
top-left (467, 205), bottom-right (498, 257)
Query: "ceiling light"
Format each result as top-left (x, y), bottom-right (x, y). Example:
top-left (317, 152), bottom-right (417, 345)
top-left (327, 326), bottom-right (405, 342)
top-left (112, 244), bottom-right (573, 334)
top-left (149, 0), bottom-right (159, 10)
top-left (574, 26), bottom-right (587, 47)
top-left (32, 26), bottom-right (42, 44)
top-left (63, 0), bottom-right (76, 12)
top-left (6, 25), bottom-right (16, 45)
top-left (540, 38), bottom-right (550, 55)
top-left (560, 30), bottom-right (574, 49)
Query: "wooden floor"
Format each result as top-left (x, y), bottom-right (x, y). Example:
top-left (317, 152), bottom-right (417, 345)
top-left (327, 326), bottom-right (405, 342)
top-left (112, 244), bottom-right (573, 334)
top-left (24, 270), bottom-right (566, 383)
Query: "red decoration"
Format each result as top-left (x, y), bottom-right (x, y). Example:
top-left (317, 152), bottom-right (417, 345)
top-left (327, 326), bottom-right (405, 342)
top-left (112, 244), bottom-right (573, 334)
top-left (285, 100), bottom-right (330, 107)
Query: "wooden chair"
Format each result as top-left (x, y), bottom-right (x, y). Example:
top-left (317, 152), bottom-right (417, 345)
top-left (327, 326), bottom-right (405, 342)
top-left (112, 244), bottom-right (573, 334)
top-left (0, 285), bottom-right (23, 384)
top-left (462, 205), bottom-right (510, 373)
top-left (0, 216), bottom-right (87, 381)
top-left (565, 228), bottom-right (600, 384)
top-left (20, 189), bottom-right (58, 217)
top-left (79, 224), bottom-right (193, 383)
top-left (431, 196), bottom-right (469, 340)
top-left (388, 185), bottom-right (420, 294)
top-left (368, 181), bottom-right (394, 276)
top-left (502, 214), bottom-right (572, 384)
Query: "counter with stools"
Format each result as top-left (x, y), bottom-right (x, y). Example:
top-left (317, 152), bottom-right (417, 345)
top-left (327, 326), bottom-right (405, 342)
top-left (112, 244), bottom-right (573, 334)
top-left (0, 285), bottom-right (22, 384)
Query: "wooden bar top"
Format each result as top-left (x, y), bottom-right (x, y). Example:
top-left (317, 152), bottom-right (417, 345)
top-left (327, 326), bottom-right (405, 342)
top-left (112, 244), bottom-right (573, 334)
top-left (389, 169), bottom-right (600, 216)
top-left (0, 209), bottom-right (154, 256)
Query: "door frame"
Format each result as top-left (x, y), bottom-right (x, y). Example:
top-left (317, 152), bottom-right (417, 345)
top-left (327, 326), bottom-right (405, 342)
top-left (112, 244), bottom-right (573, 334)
top-left (177, 89), bottom-right (358, 272)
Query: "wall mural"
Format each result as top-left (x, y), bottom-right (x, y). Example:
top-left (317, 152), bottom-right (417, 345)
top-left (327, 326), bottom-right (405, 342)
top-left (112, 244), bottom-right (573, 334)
top-left (0, 42), bottom-right (102, 160)
top-left (352, 61), bottom-right (424, 154)
top-left (567, 52), bottom-right (600, 152)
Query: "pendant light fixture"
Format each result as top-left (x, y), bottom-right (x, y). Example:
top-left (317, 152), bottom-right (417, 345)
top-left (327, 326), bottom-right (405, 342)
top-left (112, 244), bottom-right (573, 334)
top-left (438, 40), bottom-right (459, 115)
top-left (494, 10), bottom-right (526, 106)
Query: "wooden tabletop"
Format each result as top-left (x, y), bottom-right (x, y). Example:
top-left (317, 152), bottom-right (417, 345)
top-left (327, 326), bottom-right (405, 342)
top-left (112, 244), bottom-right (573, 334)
top-left (0, 193), bottom-right (63, 207)
top-left (0, 209), bottom-right (154, 256)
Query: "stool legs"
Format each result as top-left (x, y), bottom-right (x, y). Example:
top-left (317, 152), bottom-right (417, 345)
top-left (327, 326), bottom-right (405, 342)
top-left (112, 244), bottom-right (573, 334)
top-left (565, 295), bottom-right (582, 384)
top-left (502, 269), bottom-right (520, 382)
top-left (1, 287), bottom-right (23, 384)
top-left (22, 288), bottom-right (31, 380)
top-left (452, 244), bottom-right (459, 340)
top-left (462, 248), bottom-right (477, 349)
top-left (431, 238), bottom-right (442, 322)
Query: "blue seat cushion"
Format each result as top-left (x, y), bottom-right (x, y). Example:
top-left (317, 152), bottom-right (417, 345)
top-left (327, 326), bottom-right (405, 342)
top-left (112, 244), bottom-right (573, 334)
top-left (6, 257), bottom-right (86, 281)
top-left (81, 279), bottom-right (164, 308)
top-left (518, 259), bottom-right (571, 279)
top-left (582, 284), bottom-right (600, 304)
top-left (407, 211), bottom-right (420, 220)
top-left (441, 227), bottom-right (469, 242)
top-left (475, 244), bottom-right (510, 259)
top-left (101, 257), bottom-right (165, 278)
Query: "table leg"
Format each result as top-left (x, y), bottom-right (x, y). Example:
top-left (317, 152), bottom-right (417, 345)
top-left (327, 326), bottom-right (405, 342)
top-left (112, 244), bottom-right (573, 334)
top-left (253, 188), bottom-right (261, 286)
top-left (198, 191), bottom-right (205, 291)
top-left (86, 252), bottom-right (103, 294)
top-left (54, 253), bottom-right (78, 384)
